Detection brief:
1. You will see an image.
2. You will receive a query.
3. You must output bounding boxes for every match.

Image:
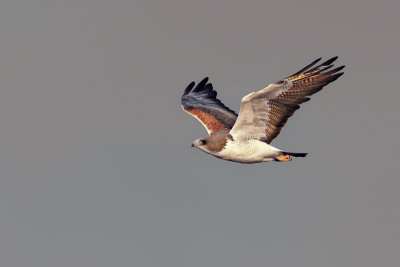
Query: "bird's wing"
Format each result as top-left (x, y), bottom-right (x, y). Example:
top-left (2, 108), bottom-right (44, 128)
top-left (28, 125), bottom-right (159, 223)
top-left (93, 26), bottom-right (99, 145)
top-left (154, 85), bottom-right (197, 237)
top-left (229, 57), bottom-right (344, 143)
top-left (182, 77), bottom-right (238, 135)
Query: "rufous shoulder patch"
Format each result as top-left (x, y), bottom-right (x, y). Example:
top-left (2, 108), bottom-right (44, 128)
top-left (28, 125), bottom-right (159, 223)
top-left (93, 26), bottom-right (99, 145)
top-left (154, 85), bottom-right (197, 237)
top-left (188, 109), bottom-right (226, 134)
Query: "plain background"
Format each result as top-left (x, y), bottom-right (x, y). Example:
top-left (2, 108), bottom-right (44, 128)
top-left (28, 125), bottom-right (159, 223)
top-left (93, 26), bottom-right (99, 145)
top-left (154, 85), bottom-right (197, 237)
top-left (1, 1), bottom-right (399, 266)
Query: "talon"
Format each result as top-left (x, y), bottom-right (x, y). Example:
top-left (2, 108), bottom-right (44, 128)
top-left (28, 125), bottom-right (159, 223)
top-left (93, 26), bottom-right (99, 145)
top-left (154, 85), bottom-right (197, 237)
top-left (276, 155), bottom-right (292, 162)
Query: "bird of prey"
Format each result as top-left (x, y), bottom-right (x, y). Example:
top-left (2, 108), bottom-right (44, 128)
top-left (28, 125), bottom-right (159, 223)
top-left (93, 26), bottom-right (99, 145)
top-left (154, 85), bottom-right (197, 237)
top-left (181, 57), bottom-right (344, 163)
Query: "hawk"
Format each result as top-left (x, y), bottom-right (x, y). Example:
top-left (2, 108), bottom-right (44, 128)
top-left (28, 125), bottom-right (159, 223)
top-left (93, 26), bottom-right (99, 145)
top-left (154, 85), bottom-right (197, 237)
top-left (182, 57), bottom-right (344, 163)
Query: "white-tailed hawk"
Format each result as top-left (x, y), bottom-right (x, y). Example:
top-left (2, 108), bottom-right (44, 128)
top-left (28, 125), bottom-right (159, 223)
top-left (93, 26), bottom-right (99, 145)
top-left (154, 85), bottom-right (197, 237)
top-left (182, 57), bottom-right (344, 163)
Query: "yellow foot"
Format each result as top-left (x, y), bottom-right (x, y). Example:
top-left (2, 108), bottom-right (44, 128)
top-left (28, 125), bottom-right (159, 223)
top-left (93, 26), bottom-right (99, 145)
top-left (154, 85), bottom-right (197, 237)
top-left (276, 155), bottom-right (292, 162)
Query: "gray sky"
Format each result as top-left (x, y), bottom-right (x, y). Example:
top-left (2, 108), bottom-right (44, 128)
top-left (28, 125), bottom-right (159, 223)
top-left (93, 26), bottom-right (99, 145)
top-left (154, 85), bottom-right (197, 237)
top-left (1, 0), bottom-right (399, 266)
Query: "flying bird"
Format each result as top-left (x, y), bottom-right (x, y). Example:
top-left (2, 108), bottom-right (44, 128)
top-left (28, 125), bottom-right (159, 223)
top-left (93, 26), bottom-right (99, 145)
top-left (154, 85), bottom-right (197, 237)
top-left (181, 57), bottom-right (344, 163)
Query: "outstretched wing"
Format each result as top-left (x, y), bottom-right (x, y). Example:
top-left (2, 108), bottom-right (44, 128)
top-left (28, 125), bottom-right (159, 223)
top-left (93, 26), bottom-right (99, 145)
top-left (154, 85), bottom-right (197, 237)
top-left (230, 57), bottom-right (344, 143)
top-left (181, 77), bottom-right (238, 135)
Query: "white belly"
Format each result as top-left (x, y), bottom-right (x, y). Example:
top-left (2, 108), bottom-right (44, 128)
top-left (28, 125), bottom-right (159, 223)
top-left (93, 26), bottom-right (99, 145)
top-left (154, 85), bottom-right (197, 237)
top-left (215, 140), bottom-right (281, 163)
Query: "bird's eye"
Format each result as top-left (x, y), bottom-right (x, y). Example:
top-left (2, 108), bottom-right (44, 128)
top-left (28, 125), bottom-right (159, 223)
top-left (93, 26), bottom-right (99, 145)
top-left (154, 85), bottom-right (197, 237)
top-left (200, 140), bottom-right (206, 145)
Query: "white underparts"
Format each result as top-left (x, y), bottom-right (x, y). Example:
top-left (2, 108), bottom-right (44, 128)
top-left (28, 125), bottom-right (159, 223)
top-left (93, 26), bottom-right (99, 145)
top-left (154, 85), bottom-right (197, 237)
top-left (213, 139), bottom-right (282, 163)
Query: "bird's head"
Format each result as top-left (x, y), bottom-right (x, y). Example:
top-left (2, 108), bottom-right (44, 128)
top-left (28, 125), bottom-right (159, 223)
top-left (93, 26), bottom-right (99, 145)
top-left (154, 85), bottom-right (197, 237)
top-left (191, 132), bottom-right (229, 154)
top-left (191, 138), bottom-right (207, 149)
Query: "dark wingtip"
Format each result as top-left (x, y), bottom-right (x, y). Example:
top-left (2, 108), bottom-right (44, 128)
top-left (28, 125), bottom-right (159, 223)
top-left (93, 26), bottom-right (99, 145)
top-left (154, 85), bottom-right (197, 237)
top-left (289, 58), bottom-right (322, 78)
top-left (331, 65), bottom-right (345, 73)
top-left (193, 77), bottom-right (209, 92)
top-left (313, 57), bottom-right (322, 64)
top-left (322, 56), bottom-right (338, 66)
top-left (306, 56), bottom-right (341, 74)
top-left (325, 72), bottom-right (344, 83)
top-left (183, 81), bottom-right (195, 96)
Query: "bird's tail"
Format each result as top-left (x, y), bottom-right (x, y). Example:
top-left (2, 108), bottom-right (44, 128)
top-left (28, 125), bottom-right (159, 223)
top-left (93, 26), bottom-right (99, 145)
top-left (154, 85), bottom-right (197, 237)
top-left (275, 151), bottom-right (308, 162)
top-left (283, 151), bottom-right (308, 157)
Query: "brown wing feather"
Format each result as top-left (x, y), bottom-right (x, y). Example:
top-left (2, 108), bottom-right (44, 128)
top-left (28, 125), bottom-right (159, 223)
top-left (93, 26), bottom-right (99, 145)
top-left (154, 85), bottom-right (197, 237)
top-left (262, 58), bottom-right (344, 143)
